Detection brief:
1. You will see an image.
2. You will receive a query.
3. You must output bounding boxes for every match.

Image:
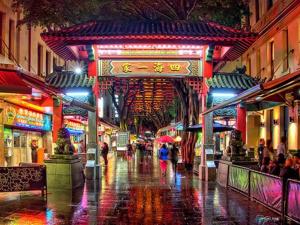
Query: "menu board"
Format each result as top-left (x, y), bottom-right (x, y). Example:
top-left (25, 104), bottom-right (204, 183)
top-left (4, 104), bottom-right (51, 131)
top-left (116, 131), bottom-right (130, 151)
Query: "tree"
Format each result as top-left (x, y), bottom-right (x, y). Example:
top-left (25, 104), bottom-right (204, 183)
top-left (173, 79), bottom-right (200, 169)
top-left (108, 79), bottom-right (141, 131)
top-left (13, 0), bottom-right (249, 29)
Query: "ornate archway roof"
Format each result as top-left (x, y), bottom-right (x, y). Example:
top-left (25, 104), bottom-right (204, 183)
top-left (41, 20), bottom-right (257, 60)
top-left (45, 71), bottom-right (95, 89)
top-left (207, 72), bottom-right (258, 90)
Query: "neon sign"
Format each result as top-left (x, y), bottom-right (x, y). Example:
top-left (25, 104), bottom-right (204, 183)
top-left (4, 104), bottom-right (51, 131)
top-left (99, 60), bottom-right (202, 77)
top-left (64, 119), bottom-right (85, 134)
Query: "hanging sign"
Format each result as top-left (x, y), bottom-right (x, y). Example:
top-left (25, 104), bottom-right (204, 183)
top-left (4, 104), bottom-right (51, 131)
top-left (99, 60), bottom-right (202, 77)
top-left (116, 131), bottom-right (130, 151)
top-left (64, 119), bottom-right (85, 134)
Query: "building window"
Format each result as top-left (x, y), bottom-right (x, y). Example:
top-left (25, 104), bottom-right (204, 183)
top-left (37, 44), bottom-right (43, 76)
top-left (256, 49), bottom-right (261, 76)
top-left (282, 29), bottom-right (289, 72)
top-left (0, 12), bottom-right (3, 55)
top-left (8, 20), bottom-right (15, 60)
top-left (46, 51), bottom-right (51, 75)
top-left (269, 41), bottom-right (275, 77)
top-left (267, 0), bottom-right (273, 10)
top-left (255, 0), bottom-right (260, 22)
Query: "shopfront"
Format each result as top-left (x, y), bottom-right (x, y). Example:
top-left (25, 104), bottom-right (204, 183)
top-left (3, 103), bottom-right (52, 166)
top-left (64, 119), bottom-right (86, 152)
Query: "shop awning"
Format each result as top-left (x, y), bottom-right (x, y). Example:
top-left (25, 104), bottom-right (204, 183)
top-left (98, 118), bottom-right (119, 130)
top-left (203, 70), bottom-right (300, 115)
top-left (186, 122), bottom-right (234, 132)
top-left (0, 70), bottom-right (31, 94)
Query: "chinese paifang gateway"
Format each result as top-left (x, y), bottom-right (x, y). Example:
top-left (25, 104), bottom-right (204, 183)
top-left (42, 20), bottom-right (256, 180)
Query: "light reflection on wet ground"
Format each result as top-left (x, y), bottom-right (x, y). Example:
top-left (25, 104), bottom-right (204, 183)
top-left (0, 153), bottom-right (280, 224)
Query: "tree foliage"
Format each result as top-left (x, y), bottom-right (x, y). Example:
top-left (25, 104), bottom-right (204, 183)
top-left (13, 0), bottom-right (249, 29)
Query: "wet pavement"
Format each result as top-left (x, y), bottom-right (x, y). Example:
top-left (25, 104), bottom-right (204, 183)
top-left (0, 153), bottom-right (280, 225)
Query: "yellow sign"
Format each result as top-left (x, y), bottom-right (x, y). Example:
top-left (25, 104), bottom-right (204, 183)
top-left (109, 60), bottom-right (193, 76)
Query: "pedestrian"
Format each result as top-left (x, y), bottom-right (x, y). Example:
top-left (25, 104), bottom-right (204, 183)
top-left (170, 143), bottom-right (179, 174)
top-left (269, 160), bottom-right (281, 176)
top-left (159, 144), bottom-right (169, 176)
top-left (260, 157), bottom-right (270, 173)
top-left (258, 138), bottom-right (265, 167)
top-left (294, 152), bottom-right (300, 178)
top-left (280, 158), bottom-right (299, 180)
top-left (77, 140), bottom-right (85, 154)
top-left (101, 142), bottom-right (109, 166)
top-left (277, 136), bottom-right (286, 158)
top-left (31, 140), bottom-right (38, 163)
top-left (127, 143), bottom-right (133, 159)
top-left (263, 139), bottom-right (272, 162)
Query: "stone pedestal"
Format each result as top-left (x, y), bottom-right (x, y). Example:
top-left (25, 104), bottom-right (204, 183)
top-left (45, 157), bottom-right (85, 189)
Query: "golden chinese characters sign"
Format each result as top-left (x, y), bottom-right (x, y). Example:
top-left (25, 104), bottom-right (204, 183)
top-left (99, 60), bottom-right (202, 77)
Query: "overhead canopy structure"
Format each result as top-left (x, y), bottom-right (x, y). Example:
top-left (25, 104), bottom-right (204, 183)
top-left (203, 70), bottom-right (300, 115)
top-left (41, 20), bottom-right (256, 61)
top-left (41, 20), bottom-right (257, 126)
top-left (186, 122), bottom-right (234, 132)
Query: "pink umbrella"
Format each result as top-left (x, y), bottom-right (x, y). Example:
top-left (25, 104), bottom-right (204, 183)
top-left (157, 135), bottom-right (174, 143)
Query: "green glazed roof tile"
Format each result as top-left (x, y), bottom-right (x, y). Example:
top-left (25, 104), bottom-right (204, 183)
top-left (46, 70), bottom-right (95, 89)
top-left (206, 72), bottom-right (258, 90)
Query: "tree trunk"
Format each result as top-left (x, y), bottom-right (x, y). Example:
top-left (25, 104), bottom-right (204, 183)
top-left (173, 79), bottom-right (200, 169)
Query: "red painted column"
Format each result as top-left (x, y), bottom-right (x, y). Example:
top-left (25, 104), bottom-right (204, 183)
top-left (52, 97), bottom-right (63, 143)
top-left (202, 47), bottom-right (213, 145)
top-left (88, 61), bottom-right (97, 77)
top-left (200, 46), bottom-right (214, 181)
top-left (236, 104), bottom-right (247, 143)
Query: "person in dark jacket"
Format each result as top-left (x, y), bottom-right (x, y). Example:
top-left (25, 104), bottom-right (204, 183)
top-left (270, 160), bottom-right (281, 176)
top-left (280, 158), bottom-right (299, 180)
top-left (170, 144), bottom-right (179, 174)
top-left (260, 157), bottom-right (270, 173)
top-left (31, 140), bottom-right (38, 163)
top-left (101, 142), bottom-right (109, 166)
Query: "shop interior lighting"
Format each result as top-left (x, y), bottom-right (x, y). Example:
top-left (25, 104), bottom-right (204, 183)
top-left (212, 93), bottom-right (237, 98)
top-left (66, 92), bottom-right (89, 97)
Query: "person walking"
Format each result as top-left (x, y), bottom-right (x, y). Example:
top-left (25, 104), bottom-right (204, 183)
top-left (170, 143), bottom-right (179, 174)
top-left (159, 144), bottom-right (169, 176)
top-left (277, 136), bottom-right (287, 158)
top-left (31, 140), bottom-right (38, 163)
top-left (101, 142), bottom-right (109, 166)
top-left (127, 143), bottom-right (133, 160)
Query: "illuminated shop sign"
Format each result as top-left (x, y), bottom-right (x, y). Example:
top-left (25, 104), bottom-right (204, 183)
top-left (64, 119), bottom-right (85, 134)
top-left (4, 104), bottom-right (51, 131)
top-left (99, 60), bottom-right (202, 77)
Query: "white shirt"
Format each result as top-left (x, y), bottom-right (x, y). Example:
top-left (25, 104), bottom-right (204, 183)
top-left (277, 143), bottom-right (286, 156)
